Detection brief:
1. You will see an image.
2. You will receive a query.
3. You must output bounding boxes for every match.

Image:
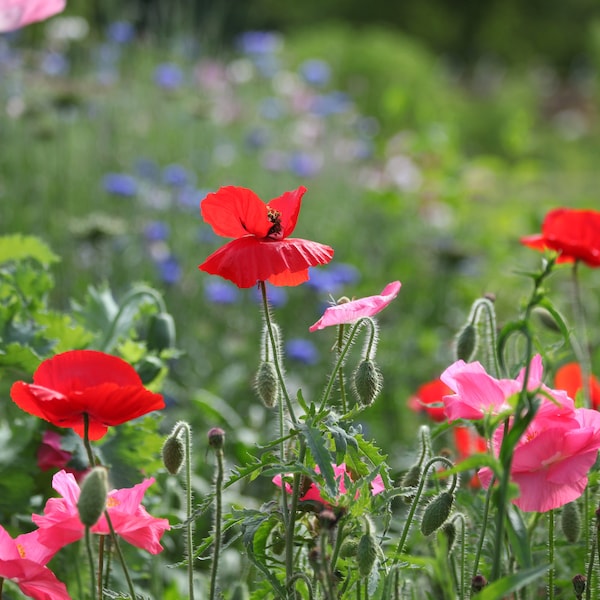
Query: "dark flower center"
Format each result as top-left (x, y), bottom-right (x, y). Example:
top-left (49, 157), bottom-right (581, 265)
top-left (267, 208), bottom-right (283, 239)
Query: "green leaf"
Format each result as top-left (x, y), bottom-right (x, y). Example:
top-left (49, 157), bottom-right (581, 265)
top-left (477, 564), bottom-right (550, 599)
top-left (0, 235), bottom-right (59, 266)
top-left (36, 311), bottom-right (94, 353)
top-left (505, 504), bottom-right (532, 569)
top-left (0, 342), bottom-right (42, 374)
top-left (298, 420), bottom-right (336, 496)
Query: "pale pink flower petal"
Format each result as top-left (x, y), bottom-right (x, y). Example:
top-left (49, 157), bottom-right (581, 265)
top-left (309, 281), bottom-right (401, 332)
top-left (0, 0), bottom-right (66, 32)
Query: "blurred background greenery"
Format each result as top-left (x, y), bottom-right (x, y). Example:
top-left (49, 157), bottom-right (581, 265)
top-left (3, 0), bottom-right (600, 468)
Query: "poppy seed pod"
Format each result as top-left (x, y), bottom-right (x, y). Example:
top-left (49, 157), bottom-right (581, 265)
top-left (357, 532), bottom-right (377, 578)
top-left (254, 361), bottom-right (279, 408)
top-left (352, 359), bottom-right (383, 407)
top-left (77, 467), bottom-right (108, 527)
top-left (147, 312), bottom-right (176, 352)
top-left (162, 434), bottom-right (185, 475)
top-left (421, 491), bottom-right (454, 536)
top-left (454, 323), bottom-right (477, 362)
top-left (339, 538), bottom-right (359, 558)
top-left (561, 501), bottom-right (582, 544)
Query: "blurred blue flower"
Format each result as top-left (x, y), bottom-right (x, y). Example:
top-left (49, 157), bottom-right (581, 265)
top-left (236, 31), bottom-right (282, 55)
top-left (329, 263), bottom-right (361, 286)
top-left (306, 264), bottom-right (360, 294)
top-left (245, 127), bottom-right (270, 150)
top-left (102, 173), bottom-right (138, 197)
top-left (144, 221), bottom-right (170, 242)
top-left (134, 157), bottom-right (161, 181)
top-left (204, 280), bottom-right (239, 304)
top-left (299, 59), bottom-right (331, 87)
top-left (156, 254), bottom-right (181, 285)
top-left (177, 186), bottom-right (208, 210)
top-left (40, 51), bottom-right (69, 77)
top-left (310, 92), bottom-right (351, 116)
top-left (106, 21), bottom-right (135, 44)
top-left (286, 338), bottom-right (319, 365)
top-left (163, 164), bottom-right (191, 187)
top-left (251, 284), bottom-right (288, 308)
top-left (289, 152), bottom-right (321, 178)
top-left (154, 63), bottom-right (184, 90)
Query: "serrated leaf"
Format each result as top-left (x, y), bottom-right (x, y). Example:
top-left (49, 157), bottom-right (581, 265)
top-left (477, 564), bottom-right (549, 599)
top-left (0, 235), bottom-right (59, 266)
top-left (298, 421), bottom-right (336, 496)
top-left (0, 342), bottom-right (42, 373)
top-left (36, 311), bottom-right (94, 353)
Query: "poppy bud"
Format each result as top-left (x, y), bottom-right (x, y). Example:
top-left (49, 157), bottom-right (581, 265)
top-left (254, 361), bottom-right (279, 408)
top-left (421, 491), bottom-right (454, 536)
top-left (561, 501), bottom-right (581, 543)
top-left (162, 433), bottom-right (185, 475)
top-left (454, 323), bottom-right (477, 362)
top-left (401, 464), bottom-right (422, 488)
top-left (357, 532), bottom-right (377, 578)
top-left (572, 574), bottom-right (586, 599)
top-left (78, 467), bottom-right (108, 527)
top-left (352, 359), bottom-right (383, 407)
top-left (339, 538), bottom-right (359, 558)
top-left (440, 520), bottom-right (456, 553)
top-left (471, 574), bottom-right (487, 593)
top-left (533, 307), bottom-right (561, 333)
top-left (136, 355), bottom-right (164, 384)
top-left (208, 427), bottom-right (225, 450)
top-left (147, 312), bottom-right (176, 352)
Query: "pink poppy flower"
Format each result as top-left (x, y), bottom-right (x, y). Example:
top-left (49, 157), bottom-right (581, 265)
top-left (32, 470), bottom-right (170, 556)
top-left (273, 463), bottom-right (384, 508)
top-left (309, 281), bottom-right (401, 332)
top-left (0, 525), bottom-right (70, 600)
top-left (478, 399), bottom-right (600, 512)
top-left (0, 0), bottom-right (66, 32)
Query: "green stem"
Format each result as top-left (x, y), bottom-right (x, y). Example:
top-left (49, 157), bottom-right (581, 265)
top-left (286, 573), bottom-right (315, 600)
top-left (285, 442), bottom-right (306, 598)
top-left (548, 510), bottom-right (555, 600)
top-left (472, 479), bottom-right (494, 579)
top-left (97, 536), bottom-right (104, 600)
top-left (84, 528), bottom-right (97, 600)
top-left (82, 413), bottom-right (96, 467)
top-left (329, 518), bottom-right (346, 574)
top-left (586, 522), bottom-right (597, 600)
top-left (336, 324), bottom-right (348, 414)
top-left (209, 447), bottom-right (224, 600)
top-left (104, 510), bottom-right (137, 600)
top-left (571, 261), bottom-right (592, 408)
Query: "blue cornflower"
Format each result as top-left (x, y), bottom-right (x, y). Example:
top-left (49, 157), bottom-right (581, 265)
top-left (156, 254), bottom-right (181, 285)
top-left (236, 31), bottom-right (282, 55)
top-left (102, 173), bottom-right (138, 197)
top-left (289, 152), bottom-right (321, 178)
top-left (204, 280), bottom-right (239, 304)
top-left (286, 338), bottom-right (319, 365)
top-left (106, 21), bottom-right (135, 44)
top-left (299, 59), bottom-right (331, 87)
top-left (154, 63), bottom-right (184, 90)
top-left (162, 164), bottom-right (191, 187)
top-left (144, 221), bottom-right (170, 242)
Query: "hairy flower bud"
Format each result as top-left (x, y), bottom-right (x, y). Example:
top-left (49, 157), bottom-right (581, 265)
top-left (572, 574), bottom-right (586, 599)
top-left (421, 491), bottom-right (454, 536)
top-left (208, 427), bottom-right (225, 450)
top-left (471, 574), bottom-right (487, 593)
top-left (441, 520), bottom-right (457, 553)
top-left (357, 532), bottom-right (377, 578)
top-left (254, 361), bottom-right (279, 408)
top-left (352, 359), bottom-right (383, 407)
top-left (339, 538), bottom-right (359, 558)
top-left (401, 464), bottom-right (422, 488)
top-left (162, 434), bottom-right (185, 475)
top-left (561, 501), bottom-right (582, 544)
top-left (454, 323), bottom-right (477, 362)
top-left (78, 467), bottom-right (108, 527)
top-left (147, 312), bottom-right (176, 352)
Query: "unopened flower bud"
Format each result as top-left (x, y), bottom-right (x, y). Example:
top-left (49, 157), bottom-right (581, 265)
top-left (319, 509), bottom-right (338, 530)
top-left (162, 434), bottom-right (185, 475)
top-left (421, 491), bottom-right (454, 536)
top-left (230, 582), bottom-right (250, 600)
top-left (147, 312), bottom-right (176, 352)
top-left (471, 574), bottom-right (487, 593)
top-left (339, 538), bottom-right (359, 558)
top-left (441, 520), bottom-right (456, 553)
top-left (357, 532), bottom-right (377, 578)
top-left (78, 467), bottom-right (108, 527)
top-left (208, 427), bottom-right (225, 450)
top-left (401, 464), bottom-right (422, 488)
top-left (454, 323), bottom-right (477, 362)
top-left (136, 355), bottom-right (163, 384)
top-left (561, 501), bottom-right (581, 543)
top-left (572, 574), bottom-right (586, 599)
top-left (533, 307), bottom-right (561, 333)
top-left (352, 359), bottom-right (383, 407)
top-left (254, 361), bottom-right (279, 408)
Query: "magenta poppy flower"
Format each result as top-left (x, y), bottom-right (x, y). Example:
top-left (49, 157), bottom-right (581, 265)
top-left (10, 350), bottom-right (165, 441)
top-left (0, 0), bottom-right (65, 32)
top-left (32, 470), bottom-right (170, 556)
top-left (273, 463), bottom-right (384, 508)
top-left (0, 526), bottom-right (70, 600)
top-left (478, 399), bottom-right (600, 512)
top-left (309, 281), bottom-right (401, 332)
top-left (199, 186), bottom-right (334, 288)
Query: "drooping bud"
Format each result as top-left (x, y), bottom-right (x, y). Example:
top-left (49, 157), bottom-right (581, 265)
top-left (162, 432), bottom-right (185, 475)
top-left (533, 307), bottom-right (561, 333)
top-left (208, 427), bottom-right (225, 450)
top-left (147, 312), bottom-right (176, 352)
top-left (572, 574), bottom-right (586, 599)
top-left (454, 323), bottom-right (477, 362)
top-left (352, 359), bottom-right (383, 407)
top-left (440, 520), bottom-right (456, 553)
top-left (401, 464), bottom-right (422, 488)
top-left (471, 574), bottom-right (487, 593)
top-left (339, 538), bottom-right (359, 558)
top-left (561, 501), bottom-right (582, 543)
top-left (136, 355), bottom-right (164, 384)
top-left (356, 532), bottom-right (377, 578)
top-left (254, 361), bottom-right (279, 408)
top-left (420, 491), bottom-right (454, 536)
top-left (78, 467), bottom-right (109, 527)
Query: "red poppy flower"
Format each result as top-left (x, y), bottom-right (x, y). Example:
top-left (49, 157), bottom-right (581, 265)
top-left (407, 379), bottom-right (451, 422)
top-left (555, 362), bottom-right (600, 410)
top-left (199, 186), bottom-right (334, 288)
top-left (453, 426), bottom-right (487, 489)
top-left (520, 208), bottom-right (600, 267)
top-left (10, 350), bottom-right (165, 441)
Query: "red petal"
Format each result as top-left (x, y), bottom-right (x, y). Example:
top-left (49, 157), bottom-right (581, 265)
top-left (199, 237), bottom-right (334, 288)
top-left (33, 350), bottom-right (142, 393)
top-left (201, 186), bottom-right (271, 238)
top-left (267, 186), bottom-right (306, 238)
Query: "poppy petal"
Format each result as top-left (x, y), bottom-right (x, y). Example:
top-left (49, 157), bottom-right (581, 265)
top-left (201, 186), bottom-right (272, 239)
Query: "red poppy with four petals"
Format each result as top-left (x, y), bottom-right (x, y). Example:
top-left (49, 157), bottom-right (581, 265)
top-left (199, 186), bottom-right (334, 288)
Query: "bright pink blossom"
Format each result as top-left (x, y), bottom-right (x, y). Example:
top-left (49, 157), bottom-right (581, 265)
top-left (309, 281), bottom-right (401, 332)
top-left (32, 470), bottom-right (170, 556)
top-left (0, 525), bottom-right (70, 600)
top-left (273, 463), bottom-right (384, 507)
top-left (0, 0), bottom-right (65, 32)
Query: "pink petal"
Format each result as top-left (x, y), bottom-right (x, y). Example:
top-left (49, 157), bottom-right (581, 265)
top-left (0, 0), bottom-right (65, 32)
top-left (309, 281), bottom-right (401, 332)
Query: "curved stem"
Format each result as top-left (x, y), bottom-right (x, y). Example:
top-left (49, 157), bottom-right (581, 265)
top-left (287, 573), bottom-right (315, 600)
